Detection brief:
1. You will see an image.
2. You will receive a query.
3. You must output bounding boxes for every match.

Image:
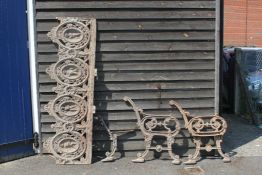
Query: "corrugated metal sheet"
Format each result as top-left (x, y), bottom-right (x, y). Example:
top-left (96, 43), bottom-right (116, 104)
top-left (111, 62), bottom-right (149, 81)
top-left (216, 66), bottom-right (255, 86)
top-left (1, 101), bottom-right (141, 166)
top-left (35, 0), bottom-right (218, 156)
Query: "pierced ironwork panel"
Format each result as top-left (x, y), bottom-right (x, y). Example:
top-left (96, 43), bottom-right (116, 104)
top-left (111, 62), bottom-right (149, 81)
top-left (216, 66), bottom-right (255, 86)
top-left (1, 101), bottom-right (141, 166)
top-left (43, 17), bottom-right (96, 164)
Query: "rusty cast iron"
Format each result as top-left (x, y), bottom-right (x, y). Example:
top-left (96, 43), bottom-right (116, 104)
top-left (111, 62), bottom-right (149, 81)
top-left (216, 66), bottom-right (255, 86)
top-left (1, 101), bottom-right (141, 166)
top-left (169, 100), bottom-right (231, 164)
top-left (98, 116), bottom-right (118, 162)
top-left (43, 17), bottom-right (97, 164)
top-left (123, 96), bottom-right (181, 164)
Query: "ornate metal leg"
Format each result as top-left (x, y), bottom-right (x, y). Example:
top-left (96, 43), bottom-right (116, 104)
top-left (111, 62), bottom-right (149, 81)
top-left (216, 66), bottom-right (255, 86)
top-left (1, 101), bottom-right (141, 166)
top-left (215, 136), bottom-right (231, 163)
top-left (101, 134), bottom-right (118, 162)
top-left (167, 137), bottom-right (181, 165)
top-left (98, 116), bottom-right (118, 162)
top-left (184, 137), bottom-right (201, 164)
top-left (132, 135), bottom-right (152, 163)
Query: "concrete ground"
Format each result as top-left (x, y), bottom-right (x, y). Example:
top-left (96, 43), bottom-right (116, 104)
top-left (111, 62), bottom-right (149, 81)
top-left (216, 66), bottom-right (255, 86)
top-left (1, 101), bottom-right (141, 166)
top-left (0, 156), bottom-right (262, 175)
top-left (0, 116), bottom-right (261, 175)
top-left (223, 115), bottom-right (262, 157)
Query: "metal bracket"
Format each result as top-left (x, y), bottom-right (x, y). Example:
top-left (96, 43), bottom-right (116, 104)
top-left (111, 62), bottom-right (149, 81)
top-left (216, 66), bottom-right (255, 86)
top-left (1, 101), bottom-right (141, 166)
top-left (169, 100), bottom-right (231, 164)
top-left (123, 96), bottom-right (181, 165)
top-left (98, 116), bottom-right (118, 162)
top-left (33, 132), bottom-right (39, 149)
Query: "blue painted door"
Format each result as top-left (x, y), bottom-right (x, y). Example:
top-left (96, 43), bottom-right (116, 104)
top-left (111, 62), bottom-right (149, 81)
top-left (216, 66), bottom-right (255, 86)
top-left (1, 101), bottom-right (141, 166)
top-left (0, 0), bottom-right (34, 161)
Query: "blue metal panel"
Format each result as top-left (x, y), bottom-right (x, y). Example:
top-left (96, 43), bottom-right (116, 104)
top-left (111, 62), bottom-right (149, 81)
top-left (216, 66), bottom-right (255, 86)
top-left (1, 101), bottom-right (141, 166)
top-left (0, 0), bottom-right (34, 160)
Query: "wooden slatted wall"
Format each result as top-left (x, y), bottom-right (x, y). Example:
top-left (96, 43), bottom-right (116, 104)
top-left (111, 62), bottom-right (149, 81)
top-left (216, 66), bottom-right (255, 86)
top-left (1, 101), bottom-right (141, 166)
top-left (36, 0), bottom-right (218, 157)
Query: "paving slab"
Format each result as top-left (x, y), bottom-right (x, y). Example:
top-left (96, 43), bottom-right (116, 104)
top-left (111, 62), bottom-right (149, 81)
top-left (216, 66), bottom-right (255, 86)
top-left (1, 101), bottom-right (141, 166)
top-left (223, 115), bottom-right (262, 157)
top-left (0, 116), bottom-right (261, 175)
top-left (0, 155), bottom-right (262, 175)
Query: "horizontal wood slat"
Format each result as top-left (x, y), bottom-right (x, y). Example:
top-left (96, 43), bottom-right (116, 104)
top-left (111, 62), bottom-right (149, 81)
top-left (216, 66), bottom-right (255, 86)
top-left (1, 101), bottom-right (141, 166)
top-left (38, 31), bottom-right (215, 42)
top-left (35, 0), bottom-right (218, 156)
top-left (39, 71), bottom-right (215, 83)
top-left (37, 20), bottom-right (215, 32)
top-left (94, 98), bottom-right (214, 111)
top-left (38, 41), bottom-right (215, 53)
top-left (38, 52), bottom-right (215, 62)
top-left (40, 108), bottom-right (215, 123)
top-left (39, 81), bottom-right (215, 92)
top-left (36, 11), bottom-right (215, 20)
top-left (36, 1), bottom-right (215, 9)
top-left (40, 89), bottom-right (215, 102)
top-left (40, 98), bottom-right (214, 112)
top-left (38, 60), bottom-right (215, 72)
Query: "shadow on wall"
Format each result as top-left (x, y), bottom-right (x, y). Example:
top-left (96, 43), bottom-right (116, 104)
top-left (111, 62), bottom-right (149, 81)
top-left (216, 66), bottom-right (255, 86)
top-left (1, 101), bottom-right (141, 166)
top-left (91, 46), bottom-right (192, 162)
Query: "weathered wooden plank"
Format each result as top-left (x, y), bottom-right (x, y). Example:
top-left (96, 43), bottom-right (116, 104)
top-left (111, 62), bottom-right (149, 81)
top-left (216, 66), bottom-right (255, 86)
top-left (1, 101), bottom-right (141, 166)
top-left (40, 98), bottom-right (214, 112)
top-left (39, 81), bottom-right (215, 92)
top-left (38, 61), bottom-right (215, 72)
top-left (99, 31), bottom-right (215, 41)
top-left (39, 89), bottom-right (215, 102)
top-left (37, 20), bottom-right (215, 32)
top-left (94, 81), bottom-right (215, 91)
top-left (99, 41), bottom-right (215, 52)
top-left (36, 1), bottom-right (215, 9)
top-left (38, 52), bottom-right (215, 63)
top-left (38, 41), bottom-right (215, 52)
top-left (95, 98), bottom-right (214, 111)
top-left (98, 89), bottom-right (215, 101)
top-left (97, 61), bottom-right (215, 71)
top-left (39, 71), bottom-right (215, 83)
top-left (36, 11), bottom-right (215, 20)
top-left (37, 31), bottom-right (215, 42)
top-left (97, 71), bottom-right (215, 82)
top-left (41, 108), bottom-right (215, 122)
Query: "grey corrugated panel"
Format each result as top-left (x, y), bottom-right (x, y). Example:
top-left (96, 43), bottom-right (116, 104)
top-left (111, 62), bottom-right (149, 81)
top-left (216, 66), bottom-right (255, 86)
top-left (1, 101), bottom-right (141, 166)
top-left (35, 0), bottom-right (217, 155)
